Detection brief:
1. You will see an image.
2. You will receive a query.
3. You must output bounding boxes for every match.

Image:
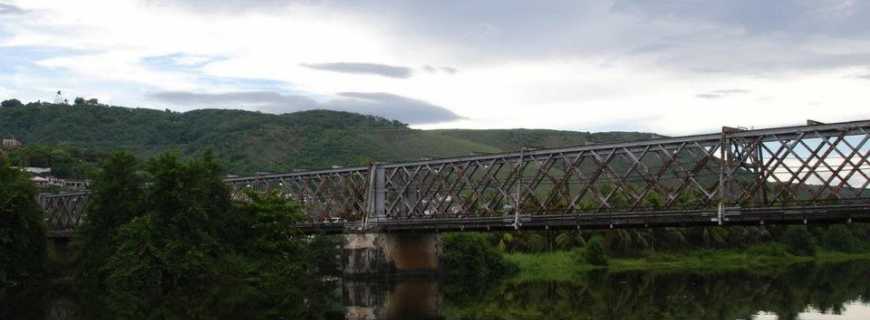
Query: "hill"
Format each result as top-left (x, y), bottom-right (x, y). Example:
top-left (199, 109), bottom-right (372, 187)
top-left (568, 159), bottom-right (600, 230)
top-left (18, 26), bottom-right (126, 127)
top-left (0, 102), bottom-right (658, 176)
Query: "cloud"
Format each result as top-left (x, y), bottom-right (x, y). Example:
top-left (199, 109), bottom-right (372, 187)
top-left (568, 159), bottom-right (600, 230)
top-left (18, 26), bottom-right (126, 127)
top-left (146, 90), bottom-right (462, 124)
top-left (858, 74), bottom-right (870, 80)
top-left (712, 89), bottom-right (750, 94)
top-left (300, 62), bottom-right (413, 78)
top-left (421, 65), bottom-right (458, 74)
top-left (4, 1), bottom-right (870, 134)
top-left (147, 91), bottom-right (318, 109)
top-left (696, 89), bottom-right (751, 99)
top-left (0, 3), bottom-right (25, 15)
top-left (696, 94), bottom-right (722, 99)
top-left (141, 0), bottom-right (301, 14)
top-left (611, 0), bottom-right (870, 37)
top-left (326, 92), bottom-right (462, 124)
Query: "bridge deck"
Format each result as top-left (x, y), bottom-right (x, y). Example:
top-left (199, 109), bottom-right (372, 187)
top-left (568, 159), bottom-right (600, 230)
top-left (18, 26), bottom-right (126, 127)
top-left (290, 204), bottom-right (870, 234)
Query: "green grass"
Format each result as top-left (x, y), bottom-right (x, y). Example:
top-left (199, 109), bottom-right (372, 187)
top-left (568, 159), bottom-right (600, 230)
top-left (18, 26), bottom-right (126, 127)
top-left (504, 251), bottom-right (596, 281)
top-left (504, 246), bottom-right (870, 282)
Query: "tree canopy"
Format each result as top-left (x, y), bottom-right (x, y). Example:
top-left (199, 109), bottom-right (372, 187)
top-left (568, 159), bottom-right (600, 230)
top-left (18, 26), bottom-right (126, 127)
top-left (0, 158), bottom-right (47, 287)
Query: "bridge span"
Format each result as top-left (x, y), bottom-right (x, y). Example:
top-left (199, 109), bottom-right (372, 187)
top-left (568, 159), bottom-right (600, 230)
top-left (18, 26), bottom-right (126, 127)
top-left (40, 119), bottom-right (870, 238)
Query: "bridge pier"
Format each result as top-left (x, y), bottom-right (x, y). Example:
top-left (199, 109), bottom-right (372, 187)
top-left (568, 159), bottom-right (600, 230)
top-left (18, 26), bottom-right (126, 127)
top-left (47, 237), bottom-right (76, 269)
top-left (343, 233), bottom-right (441, 276)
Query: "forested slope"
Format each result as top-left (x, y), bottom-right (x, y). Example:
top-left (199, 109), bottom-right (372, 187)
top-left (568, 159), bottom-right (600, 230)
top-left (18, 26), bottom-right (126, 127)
top-left (0, 102), bottom-right (656, 175)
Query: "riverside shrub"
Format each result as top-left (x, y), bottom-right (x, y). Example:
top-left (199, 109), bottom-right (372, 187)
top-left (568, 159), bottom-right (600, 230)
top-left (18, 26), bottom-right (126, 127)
top-left (583, 236), bottom-right (609, 266)
top-left (782, 226), bottom-right (817, 257)
top-left (442, 233), bottom-right (517, 280)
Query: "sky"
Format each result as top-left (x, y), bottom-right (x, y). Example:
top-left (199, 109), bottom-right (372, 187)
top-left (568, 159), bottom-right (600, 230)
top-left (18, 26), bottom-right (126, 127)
top-left (1, 0), bottom-right (870, 134)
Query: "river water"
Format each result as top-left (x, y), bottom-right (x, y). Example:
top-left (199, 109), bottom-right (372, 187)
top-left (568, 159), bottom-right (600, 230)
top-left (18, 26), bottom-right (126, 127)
top-left (3, 260), bottom-right (869, 319)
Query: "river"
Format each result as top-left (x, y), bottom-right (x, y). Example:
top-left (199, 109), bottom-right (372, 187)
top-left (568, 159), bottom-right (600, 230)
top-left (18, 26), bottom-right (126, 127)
top-left (2, 260), bottom-right (869, 319)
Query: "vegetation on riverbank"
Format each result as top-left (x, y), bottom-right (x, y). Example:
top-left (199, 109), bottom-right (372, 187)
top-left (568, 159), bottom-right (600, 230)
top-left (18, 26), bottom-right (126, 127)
top-left (75, 152), bottom-right (342, 318)
top-left (0, 159), bottom-right (47, 287)
top-left (442, 233), bottom-right (518, 281)
top-left (505, 246), bottom-right (870, 282)
top-left (0, 151), bottom-right (343, 318)
top-left (465, 221), bottom-right (870, 282)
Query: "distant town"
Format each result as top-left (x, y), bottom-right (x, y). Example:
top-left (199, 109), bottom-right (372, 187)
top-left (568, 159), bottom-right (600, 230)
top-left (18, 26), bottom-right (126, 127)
top-left (1, 136), bottom-right (90, 192)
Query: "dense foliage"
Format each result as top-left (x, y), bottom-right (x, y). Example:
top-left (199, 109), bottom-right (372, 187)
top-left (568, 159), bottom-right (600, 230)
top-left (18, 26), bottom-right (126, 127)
top-left (0, 158), bottom-right (47, 287)
top-left (488, 221), bottom-right (870, 261)
top-left (441, 233), bottom-right (518, 280)
top-left (76, 152), bottom-right (145, 285)
top-left (0, 101), bottom-right (654, 174)
top-left (782, 226), bottom-right (817, 256)
top-left (74, 152), bottom-right (340, 318)
top-left (5, 145), bottom-right (104, 179)
top-left (581, 236), bottom-right (608, 266)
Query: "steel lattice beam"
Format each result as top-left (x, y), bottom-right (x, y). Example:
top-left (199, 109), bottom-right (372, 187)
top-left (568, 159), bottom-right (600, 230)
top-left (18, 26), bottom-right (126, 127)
top-left (39, 119), bottom-right (870, 236)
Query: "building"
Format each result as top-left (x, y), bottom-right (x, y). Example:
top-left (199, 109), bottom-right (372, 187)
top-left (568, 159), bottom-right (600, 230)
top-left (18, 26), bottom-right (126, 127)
top-left (1, 137), bottom-right (22, 149)
top-left (29, 175), bottom-right (91, 190)
top-left (16, 167), bottom-right (52, 175)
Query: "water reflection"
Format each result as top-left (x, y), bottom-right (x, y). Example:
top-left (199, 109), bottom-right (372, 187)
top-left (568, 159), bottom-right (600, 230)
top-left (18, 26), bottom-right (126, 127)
top-left (2, 261), bottom-right (870, 320)
top-left (344, 278), bottom-right (440, 320)
top-left (441, 261), bottom-right (870, 320)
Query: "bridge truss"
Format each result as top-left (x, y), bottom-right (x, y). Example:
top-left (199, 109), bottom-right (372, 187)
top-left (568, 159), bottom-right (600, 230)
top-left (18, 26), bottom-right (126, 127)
top-left (41, 120), bottom-right (870, 236)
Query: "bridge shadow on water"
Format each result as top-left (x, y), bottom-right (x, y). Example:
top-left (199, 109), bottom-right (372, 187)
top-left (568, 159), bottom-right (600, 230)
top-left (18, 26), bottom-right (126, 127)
top-left (3, 260), bottom-right (870, 319)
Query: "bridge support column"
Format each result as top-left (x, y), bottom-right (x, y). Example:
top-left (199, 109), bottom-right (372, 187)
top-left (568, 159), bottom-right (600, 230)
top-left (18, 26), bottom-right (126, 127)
top-left (47, 237), bottom-right (76, 270)
top-left (343, 233), bottom-right (441, 276)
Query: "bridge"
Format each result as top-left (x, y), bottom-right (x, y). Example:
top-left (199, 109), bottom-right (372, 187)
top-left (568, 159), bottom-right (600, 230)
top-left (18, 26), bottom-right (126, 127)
top-left (40, 119), bottom-right (870, 238)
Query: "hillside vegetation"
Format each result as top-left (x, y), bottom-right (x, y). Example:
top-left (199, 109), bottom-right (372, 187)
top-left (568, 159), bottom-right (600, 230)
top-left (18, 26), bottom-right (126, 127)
top-left (0, 102), bottom-right (656, 175)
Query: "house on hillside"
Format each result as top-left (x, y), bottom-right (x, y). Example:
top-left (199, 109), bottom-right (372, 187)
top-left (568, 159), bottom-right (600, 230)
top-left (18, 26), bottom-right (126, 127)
top-left (15, 166), bottom-right (52, 175)
top-left (1, 137), bottom-right (22, 149)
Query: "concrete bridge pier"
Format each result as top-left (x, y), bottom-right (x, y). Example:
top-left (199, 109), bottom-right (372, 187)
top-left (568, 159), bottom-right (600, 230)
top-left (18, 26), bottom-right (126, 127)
top-left (343, 233), bottom-right (441, 276)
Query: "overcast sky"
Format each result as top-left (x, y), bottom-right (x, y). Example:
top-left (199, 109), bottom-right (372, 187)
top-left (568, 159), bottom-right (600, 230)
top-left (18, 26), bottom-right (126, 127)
top-left (1, 0), bottom-right (870, 134)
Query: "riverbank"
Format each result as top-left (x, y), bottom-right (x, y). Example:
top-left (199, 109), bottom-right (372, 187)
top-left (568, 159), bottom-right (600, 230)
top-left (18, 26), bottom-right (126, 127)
top-left (505, 245), bottom-right (870, 282)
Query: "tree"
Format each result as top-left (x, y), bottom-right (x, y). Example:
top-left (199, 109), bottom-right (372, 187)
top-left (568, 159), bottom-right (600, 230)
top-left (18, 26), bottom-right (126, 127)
top-left (96, 152), bottom-right (336, 318)
top-left (782, 226), bottom-right (817, 257)
top-left (583, 236), bottom-right (609, 266)
top-left (76, 152), bottom-right (145, 285)
top-left (442, 233), bottom-right (517, 280)
top-left (73, 97), bottom-right (85, 105)
top-left (821, 225), bottom-right (861, 253)
top-left (0, 158), bottom-right (47, 286)
top-left (1, 99), bottom-right (23, 108)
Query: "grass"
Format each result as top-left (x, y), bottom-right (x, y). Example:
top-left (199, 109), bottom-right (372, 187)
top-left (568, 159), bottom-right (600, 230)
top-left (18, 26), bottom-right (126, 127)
top-left (504, 251), bottom-right (596, 281)
top-left (504, 246), bottom-right (870, 282)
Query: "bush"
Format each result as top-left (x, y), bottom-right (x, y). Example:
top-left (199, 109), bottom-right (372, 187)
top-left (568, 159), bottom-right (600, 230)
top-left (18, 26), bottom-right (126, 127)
top-left (1, 99), bottom-right (23, 108)
top-left (583, 236), bottom-right (609, 266)
top-left (442, 233), bottom-right (517, 280)
top-left (745, 243), bottom-right (791, 257)
top-left (821, 225), bottom-right (862, 253)
top-left (781, 226), bottom-right (817, 257)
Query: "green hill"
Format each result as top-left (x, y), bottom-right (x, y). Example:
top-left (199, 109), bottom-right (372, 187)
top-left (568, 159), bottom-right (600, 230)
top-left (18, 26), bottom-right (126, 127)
top-left (0, 101), bottom-right (658, 176)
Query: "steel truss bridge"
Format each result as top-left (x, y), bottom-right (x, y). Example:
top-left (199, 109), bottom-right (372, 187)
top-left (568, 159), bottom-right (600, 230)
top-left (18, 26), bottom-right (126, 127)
top-left (40, 120), bottom-right (870, 237)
